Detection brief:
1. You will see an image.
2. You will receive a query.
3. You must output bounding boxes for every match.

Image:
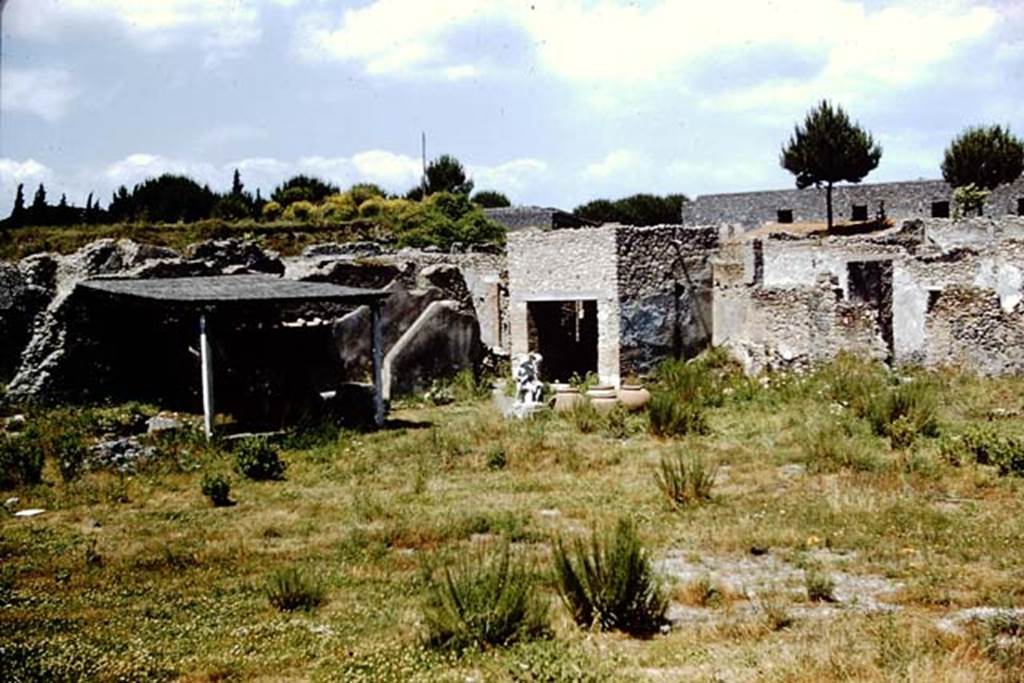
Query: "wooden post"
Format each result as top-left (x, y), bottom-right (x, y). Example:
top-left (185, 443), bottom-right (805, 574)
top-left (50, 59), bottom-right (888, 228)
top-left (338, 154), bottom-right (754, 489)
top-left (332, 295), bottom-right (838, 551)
top-left (370, 303), bottom-right (385, 427)
top-left (200, 313), bottom-right (215, 439)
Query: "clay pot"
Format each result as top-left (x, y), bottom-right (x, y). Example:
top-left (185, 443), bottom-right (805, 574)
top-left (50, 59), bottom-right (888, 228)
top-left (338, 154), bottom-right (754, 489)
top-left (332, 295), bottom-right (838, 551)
top-left (586, 387), bottom-right (619, 414)
top-left (618, 384), bottom-right (651, 412)
top-left (552, 385), bottom-right (584, 413)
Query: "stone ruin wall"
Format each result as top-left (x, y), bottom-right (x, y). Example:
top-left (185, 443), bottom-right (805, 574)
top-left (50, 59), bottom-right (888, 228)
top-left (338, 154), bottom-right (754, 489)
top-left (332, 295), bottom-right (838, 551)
top-left (714, 217), bottom-right (1024, 375)
top-left (683, 177), bottom-right (1024, 230)
top-left (506, 226), bottom-right (621, 384)
top-left (614, 225), bottom-right (718, 378)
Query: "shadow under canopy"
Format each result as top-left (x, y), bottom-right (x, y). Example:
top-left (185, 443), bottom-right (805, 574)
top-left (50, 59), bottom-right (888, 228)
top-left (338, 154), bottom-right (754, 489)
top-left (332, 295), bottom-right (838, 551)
top-left (75, 275), bottom-right (389, 437)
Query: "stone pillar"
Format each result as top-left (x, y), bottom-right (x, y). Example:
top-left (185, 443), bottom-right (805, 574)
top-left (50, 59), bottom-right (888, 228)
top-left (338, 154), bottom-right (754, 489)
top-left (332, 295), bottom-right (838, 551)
top-left (370, 303), bottom-right (385, 427)
top-left (199, 313), bottom-right (215, 440)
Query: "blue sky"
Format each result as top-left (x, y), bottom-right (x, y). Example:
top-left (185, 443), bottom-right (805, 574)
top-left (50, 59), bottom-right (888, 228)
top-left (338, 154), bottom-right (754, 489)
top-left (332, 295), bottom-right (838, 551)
top-left (1, 0), bottom-right (1021, 215)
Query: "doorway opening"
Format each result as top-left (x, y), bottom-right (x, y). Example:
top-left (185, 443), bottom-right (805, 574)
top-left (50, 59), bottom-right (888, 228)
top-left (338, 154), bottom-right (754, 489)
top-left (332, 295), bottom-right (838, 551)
top-left (526, 300), bottom-right (598, 382)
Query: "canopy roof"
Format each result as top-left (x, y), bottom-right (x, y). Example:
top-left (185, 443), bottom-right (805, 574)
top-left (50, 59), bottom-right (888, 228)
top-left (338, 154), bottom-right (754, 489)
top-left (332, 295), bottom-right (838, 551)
top-left (79, 275), bottom-right (389, 307)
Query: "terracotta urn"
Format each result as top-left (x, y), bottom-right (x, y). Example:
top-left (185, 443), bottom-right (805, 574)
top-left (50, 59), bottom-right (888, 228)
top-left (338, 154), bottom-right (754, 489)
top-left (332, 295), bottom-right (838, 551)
top-left (618, 383), bottom-right (651, 412)
top-left (552, 384), bottom-right (584, 413)
top-left (585, 386), bottom-right (619, 414)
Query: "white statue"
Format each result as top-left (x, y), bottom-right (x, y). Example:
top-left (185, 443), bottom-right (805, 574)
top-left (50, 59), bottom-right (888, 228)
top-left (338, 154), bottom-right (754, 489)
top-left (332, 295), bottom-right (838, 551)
top-left (508, 352), bottom-right (543, 417)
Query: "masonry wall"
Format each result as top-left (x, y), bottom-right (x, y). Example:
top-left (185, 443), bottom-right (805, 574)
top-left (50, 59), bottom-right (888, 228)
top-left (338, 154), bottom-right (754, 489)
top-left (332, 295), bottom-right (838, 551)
top-left (683, 178), bottom-right (1024, 229)
top-left (615, 226), bottom-right (718, 377)
top-left (714, 217), bottom-right (1024, 375)
top-left (506, 227), bottom-right (621, 384)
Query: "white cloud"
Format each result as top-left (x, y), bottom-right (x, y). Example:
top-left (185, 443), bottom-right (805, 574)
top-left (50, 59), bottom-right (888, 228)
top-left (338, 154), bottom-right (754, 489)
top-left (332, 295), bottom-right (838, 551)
top-left (0, 159), bottom-right (56, 214)
top-left (349, 151), bottom-right (422, 188)
top-left (4, 68), bottom-right (80, 122)
top-left (471, 158), bottom-right (548, 197)
top-left (8, 0), bottom-right (263, 60)
top-left (583, 150), bottom-right (644, 181)
top-left (291, 0), bottom-right (998, 114)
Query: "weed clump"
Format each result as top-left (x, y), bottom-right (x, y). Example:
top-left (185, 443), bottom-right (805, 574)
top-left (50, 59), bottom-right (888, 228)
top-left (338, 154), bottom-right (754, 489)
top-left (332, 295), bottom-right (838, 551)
top-left (864, 380), bottom-right (939, 448)
top-left (200, 473), bottom-right (232, 507)
top-left (265, 567), bottom-right (325, 612)
top-left (800, 415), bottom-right (883, 473)
top-left (0, 433), bottom-right (44, 489)
top-left (804, 568), bottom-right (837, 602)
top-left (942, 425), bottom-right (1024, 476)
top-left (655, 450), bottom-right (717, 508)
top-left (568, 398), bottom-right (602, 434)
top-left (648, 392), bottom-right (708, 437)
top-left (552, 517), bottom-right (667, 637)
top-left (234, 437), bottom-right (286, 481)
top-left (422, 543), bottom-right (549, 651)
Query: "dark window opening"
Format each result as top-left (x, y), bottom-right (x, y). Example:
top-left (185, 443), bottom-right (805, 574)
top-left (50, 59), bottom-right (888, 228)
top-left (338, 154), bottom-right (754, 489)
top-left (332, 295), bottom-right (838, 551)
top-left (776, 209), bottom-right (793, 224)
top-left (851, 204), bottom-right (868, 221)
top-left (1017, 197), bottom-right (1024, 216)
top-left (931, 201), bottom-right (950, 218)
top-left (526, 300), bottom-right (598, 383)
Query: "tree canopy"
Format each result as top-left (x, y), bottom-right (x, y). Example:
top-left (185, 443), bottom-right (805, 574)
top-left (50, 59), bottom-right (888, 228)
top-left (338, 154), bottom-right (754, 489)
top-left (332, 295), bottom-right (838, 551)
top-left (780, 100), bottom-right (882, 229)
top-left (471, 190), bottom-right (511, 208)
top-left (417, 154), bottom-right (474, 197)
top-left (941, 125), bottom-right (1024, 190)
top-left (573, 193), bottom-right (689, 226)
top-left (271, 175), bottom-right (340, 206)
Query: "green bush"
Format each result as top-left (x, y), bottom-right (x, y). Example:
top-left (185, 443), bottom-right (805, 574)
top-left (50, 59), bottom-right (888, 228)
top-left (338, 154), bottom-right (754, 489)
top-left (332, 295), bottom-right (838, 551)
top-left (200, 473), bottom-right (232, 507)
top-left (648, 391), bottom-right (708, 437)
top-left (422, 543), bottom-right (549, 651)
top-left (265, 567), bottom-right (325, 612)
top-left (234, 437), bottom-right (286, 481)
top-left (53, 426), bottom-right (90, 483)
top-left (864, 380), bottom-right (939, 448)
top-left (942, 425), bottom-right (1024, 476)
top-left (260, 200), bottom-right (282, 221)
top-left (552, 517), bottom-right (667, 637)
top-left (0, 434), bottom-right (44, 489)
top-left (282, 200), bottom-right (315, 222)
top-left (655, 450), bottom-right (717, 508)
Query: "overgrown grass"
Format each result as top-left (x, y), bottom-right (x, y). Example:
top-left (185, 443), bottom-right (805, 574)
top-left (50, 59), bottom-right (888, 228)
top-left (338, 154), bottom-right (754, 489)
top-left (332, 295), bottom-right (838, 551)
top-left (553, 517), bottom-right (668, 637)
top-left (654, 449), bottom-right (717, 507)
top-left (264, 567), bottom-right (326, 612)
top-left (421, 542), bottom-right (549, 651)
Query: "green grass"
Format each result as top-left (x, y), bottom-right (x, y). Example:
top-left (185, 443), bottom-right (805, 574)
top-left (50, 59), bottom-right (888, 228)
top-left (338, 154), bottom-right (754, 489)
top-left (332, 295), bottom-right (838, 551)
top-left (3, 360), bottom-right (1024, 680)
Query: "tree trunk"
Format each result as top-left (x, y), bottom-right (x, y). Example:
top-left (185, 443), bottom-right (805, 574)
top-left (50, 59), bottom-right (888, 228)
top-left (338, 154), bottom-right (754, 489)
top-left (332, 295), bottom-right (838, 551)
top-left (826, 182), bottom-right (834, 231)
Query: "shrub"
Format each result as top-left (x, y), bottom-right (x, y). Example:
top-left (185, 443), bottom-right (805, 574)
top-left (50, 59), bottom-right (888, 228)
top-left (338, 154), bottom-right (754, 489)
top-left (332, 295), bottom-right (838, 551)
top-left (317, 193), bottom-right (358, 223)
top-left (282, 200), bottom-right (315, 222)
top-left (655, 450), bottom-right (717, 508)
top-left (864, 380), bottom-right (939, 448)
top-left (0, 434), bottom-right (44, 489)
top-left (200, 473), bottom-right (232, 507)
top-left (552, 517), bottom-right (667, 636)
top-left (261, 200), bottom-right (282, 221)
top-left (422, 543), bottom-right (549, 651)
top-left (943, 425), bottom-right (1024, 476)
top-left (265, 567), bottom-right (325, 612)
top-left (234, 437), bottom-right (286, 481)
top-left (53, 426), bottom-right (90, 483)
top-left (648, 391), bottom-right (708, 437)
top-left (805, 568), bottom-right (837, 602)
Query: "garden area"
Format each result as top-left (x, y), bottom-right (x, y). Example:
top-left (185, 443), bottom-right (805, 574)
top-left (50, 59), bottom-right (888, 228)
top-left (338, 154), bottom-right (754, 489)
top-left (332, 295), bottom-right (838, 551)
top-left (4, 353), bottom-right (1024, 681)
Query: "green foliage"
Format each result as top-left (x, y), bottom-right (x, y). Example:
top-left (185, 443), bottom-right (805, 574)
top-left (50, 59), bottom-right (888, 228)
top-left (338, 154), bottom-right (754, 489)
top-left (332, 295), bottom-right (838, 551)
top-left (282, 200), bottom-right (316, 222)
top-left (942, 124), bottom-right (1024, 190)
top-left (265, 567), bottom-right (326, 612)
top-left (573, 193), bottom-right (689, 226)
top-left (421, 543), bottom-right (549, 651)
top-left (800, 414), bottom-right (883, 473)
top-left (271, 175), bottom-right (340, 206)
top-left (472, 190), bottom-right (511, 208)
top-left (234, 437), bottom-right (286, 481)
top-left (817, 352), bottom-right (888, 414)
top-left (805, 568), bottom-right (837, 602)
top-left (348, 182), bottom-right (387, 205)
top-left (780, 100), bottom-right (882, 228)
top-left (568, 398), bottom-right (602, 434)
top-left (0, 434), bottom-right (44, 489)
top-left (552, 517), bottom-right (668, 637)
top-left (423, 154), bottom-right (474, 197)
top-left (110, 174), bottom-right (218, 223)
top-left (648, 391), bottom-right (708, 438)
top-left (952, 183), bottom-right (990, 219)
top-left (200, 473), bottom-right (232, 507)
top-left (260, 200), bottom-right (283, 220)
top-left (655, 450), bottom-right (717, 508)
top-left (941, 425), bottom-right (1024, 476)
top-left (864, 380), bottom-right (939, 449)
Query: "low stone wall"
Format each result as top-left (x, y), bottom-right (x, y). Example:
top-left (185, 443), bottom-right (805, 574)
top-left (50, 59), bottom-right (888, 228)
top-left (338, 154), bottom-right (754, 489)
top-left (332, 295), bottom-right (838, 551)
top-left (683, 178), bottom-right (1024, 229)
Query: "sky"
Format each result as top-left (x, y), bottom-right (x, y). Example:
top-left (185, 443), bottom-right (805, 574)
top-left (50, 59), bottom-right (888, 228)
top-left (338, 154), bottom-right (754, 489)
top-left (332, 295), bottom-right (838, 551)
top-left (0, 0), bottom-right (1021, 215)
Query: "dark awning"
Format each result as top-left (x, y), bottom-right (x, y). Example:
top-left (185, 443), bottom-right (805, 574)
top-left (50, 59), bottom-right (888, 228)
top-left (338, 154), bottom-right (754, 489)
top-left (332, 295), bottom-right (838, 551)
top-left (78, 275), bottom-right (389, 307)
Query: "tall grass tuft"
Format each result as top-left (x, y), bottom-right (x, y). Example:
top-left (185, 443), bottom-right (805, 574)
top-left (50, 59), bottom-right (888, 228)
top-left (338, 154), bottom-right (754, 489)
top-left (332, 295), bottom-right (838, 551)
top-left (568, 398), bottom-right (602, 434)
top-left (864, 380), bottom-right (940, 448)
top-left (655, 450), bottom-right (717, 508)
top-left (234, 437), bottom-right (287, 481)
top-left (800, 415), bottom-right (883, 473)
top-left (648, 391), bottom-right (708, 437)
top-left (552, 517), bottom-right (667, 637)
top-left (422, 543), bottom-right (549, 651)
top-left (265, 567), bottom-right (326, 612)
